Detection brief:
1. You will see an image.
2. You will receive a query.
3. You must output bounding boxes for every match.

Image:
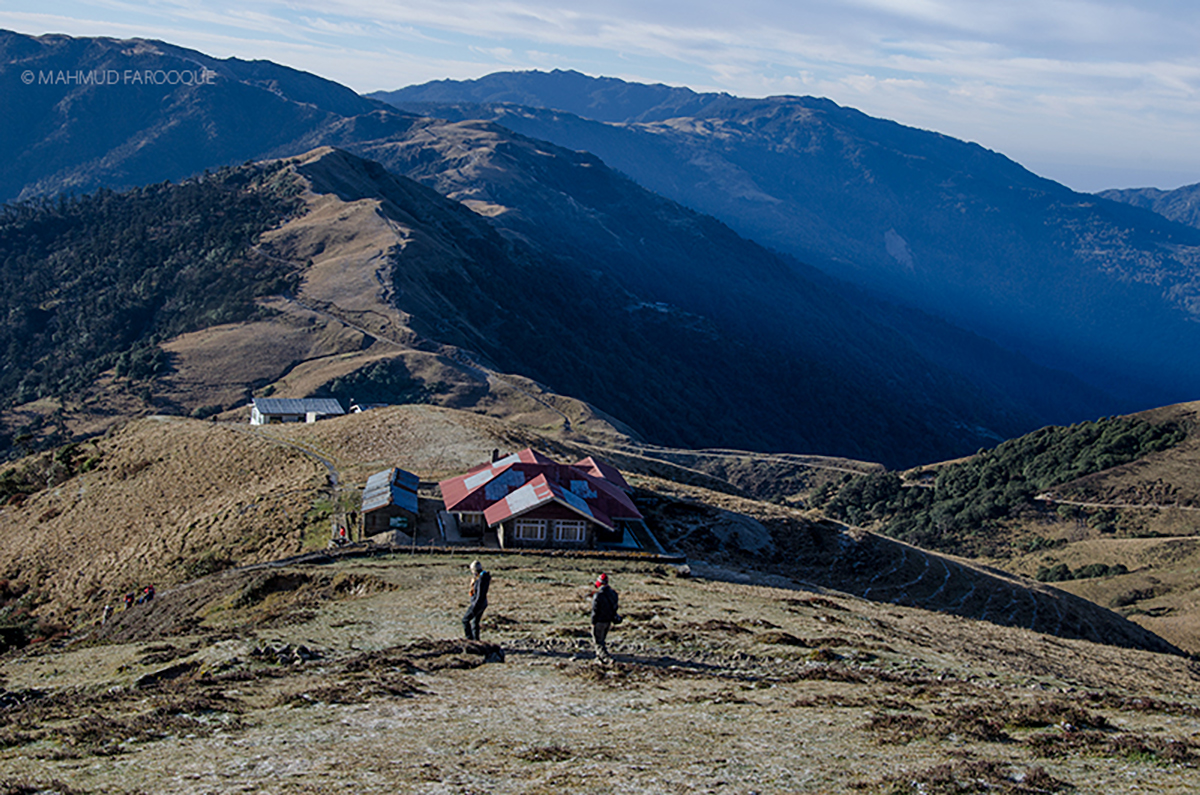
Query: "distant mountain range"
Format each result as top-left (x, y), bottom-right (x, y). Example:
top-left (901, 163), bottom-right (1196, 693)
top-left (372, 70), bottom-right (1200, 409)
top-left (0, 31), bottom-right (1189, 467)
top-left (1099, 183), bottom-right (1200, 230)
top-left (0, 31), bottom-right (381, 202)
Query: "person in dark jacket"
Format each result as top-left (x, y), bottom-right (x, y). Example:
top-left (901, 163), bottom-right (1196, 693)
top-left (463, 560), bottom-right (490, 640)
top-left (590, 573), bottom-right (620, 663)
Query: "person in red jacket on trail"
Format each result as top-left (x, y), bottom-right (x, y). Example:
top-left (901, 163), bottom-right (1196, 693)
top-left (590, 573), bottom-right (621, 663)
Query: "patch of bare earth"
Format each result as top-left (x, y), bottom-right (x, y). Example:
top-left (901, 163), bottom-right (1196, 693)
top-left (2, 555), bottom-right (1199, 793)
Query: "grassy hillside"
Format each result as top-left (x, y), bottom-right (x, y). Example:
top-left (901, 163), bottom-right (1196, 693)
top-left (0, 404), bottom-right (1177, 658)
top-left (4, 550), bottom-right (1200, 792)
top-left (818, 402), bottom-right (1200, 652)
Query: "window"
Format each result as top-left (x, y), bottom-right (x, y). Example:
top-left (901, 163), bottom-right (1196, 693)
top-left (514, 518), bottom-right (546, 541)
top-left (554, 519), bottom-right (586, 543)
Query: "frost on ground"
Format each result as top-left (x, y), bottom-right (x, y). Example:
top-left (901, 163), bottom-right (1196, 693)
top-left (2, 555), bottom-right (1198, 794)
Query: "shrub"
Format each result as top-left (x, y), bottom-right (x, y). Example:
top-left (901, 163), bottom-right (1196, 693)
top-left (1036, 563), bottom-right (1073, 583)
top-left (824, 416), bottom-right (1186, 555)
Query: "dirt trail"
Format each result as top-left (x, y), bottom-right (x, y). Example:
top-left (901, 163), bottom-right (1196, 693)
top-left (1036, 493), bottom-right (1200, 513)
top-left (235, 424), bottom-right (345, 540)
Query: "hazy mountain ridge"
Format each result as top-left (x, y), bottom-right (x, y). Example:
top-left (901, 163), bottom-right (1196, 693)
top-left (0, 31), bottom-right (1169, 466)
top-left (0, 30), bottom-right (384, 201)
top-left (1099, 182), bottom-right (1200, 230)
top-left (370, 67), bottom-right (727, 123)
top-left (374, 72), bottom-right (1200, 407)
top-left (1, 145), bottom-right (1062, 468)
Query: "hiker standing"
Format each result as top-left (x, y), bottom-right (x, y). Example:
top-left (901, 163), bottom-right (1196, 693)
top-left (462, 560), bottom-right (490, 640)
top-left (102, 604), bottom-right (112, 625)
top-left (591, 573), bottom-right (621, 663)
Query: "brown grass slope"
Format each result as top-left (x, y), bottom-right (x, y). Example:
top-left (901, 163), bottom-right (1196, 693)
top-left (3, 553), bottom-right (1200, 793)
top-left (1, 402), bottom-right (1179, 661)
top-left (641, 477), bottom-right (1182, 657)
top-left (2, 146), bottom-right (635, 455)
top-left (969, 400), bottom-right (1200, 654)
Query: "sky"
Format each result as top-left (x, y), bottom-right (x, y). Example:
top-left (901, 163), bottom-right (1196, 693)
top-left (3, 0), bottom-right (1200, 193)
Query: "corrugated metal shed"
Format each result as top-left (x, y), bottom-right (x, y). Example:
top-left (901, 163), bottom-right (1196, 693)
top-left (362, 468), bottom-right (419, 515)
top-left (253, 398), bottom-right (345, 416)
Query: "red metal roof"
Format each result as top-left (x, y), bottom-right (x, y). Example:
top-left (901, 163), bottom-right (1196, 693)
top-left (439, 448), bottom-right (642, 525)
top-left (574, 456), bottom-right (631, 491)
top-left (482, 474), bottom-right (616, 529)
top-left (439, 448), bottom-right (555, 511)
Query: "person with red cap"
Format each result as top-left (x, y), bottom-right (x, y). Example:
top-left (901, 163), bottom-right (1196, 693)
top-left (590, 573), bottom-right (621, 663)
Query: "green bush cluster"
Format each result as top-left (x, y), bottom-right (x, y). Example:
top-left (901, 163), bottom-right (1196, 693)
top-left (1036, 562), bottom-right (1129, 582)
top-left (824, 417), bottom-right (1186, 554)
top-left (0, 442), bottom-right (98, 502)
top-left (0, 163), bottom-right (303, 412)
top-left (1020, 535), bottom-right (1066, 553)
top-left (320, 360), bottom-right (431, 407)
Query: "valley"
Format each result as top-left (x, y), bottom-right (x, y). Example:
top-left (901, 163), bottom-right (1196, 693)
top-left (2, 28), bottom-right (1200, 794)
top-left (373, 74), bottom-right (1200, 410)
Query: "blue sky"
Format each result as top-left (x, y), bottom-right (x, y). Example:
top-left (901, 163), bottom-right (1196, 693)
top-left (4, 0), bottom-right (1200, 192)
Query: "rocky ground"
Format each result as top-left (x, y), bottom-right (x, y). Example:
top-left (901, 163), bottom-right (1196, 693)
top-left (2, 553), bottom-right (1198, 794)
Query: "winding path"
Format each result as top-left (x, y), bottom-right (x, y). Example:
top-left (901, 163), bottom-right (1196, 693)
top-left (228, 424), bottom-right (345, 539)
top-left (1035, 493), bottom-right (1200, 513)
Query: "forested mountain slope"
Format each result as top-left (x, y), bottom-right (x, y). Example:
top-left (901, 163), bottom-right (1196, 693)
top-left (1, 147), bottom-right (1063, 468)
top-left (0, 32), bottom-right (1137, 466)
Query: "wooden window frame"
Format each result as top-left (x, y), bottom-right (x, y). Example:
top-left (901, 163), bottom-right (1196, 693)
top-left (514, 518), bottom-right (547, 541)
top-left (553, 519), bottom-right (587, 543)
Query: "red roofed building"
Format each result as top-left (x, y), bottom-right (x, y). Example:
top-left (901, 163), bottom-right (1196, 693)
top-left (439, 449), bottom-right (644, 549)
